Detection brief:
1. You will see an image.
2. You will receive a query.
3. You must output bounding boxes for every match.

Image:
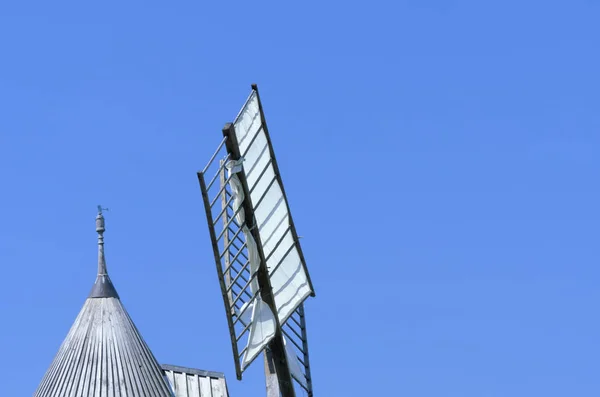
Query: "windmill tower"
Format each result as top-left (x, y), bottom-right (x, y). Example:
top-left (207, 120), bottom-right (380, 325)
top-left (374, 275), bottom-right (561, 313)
top-left (198, 85), bottom-right (316, 397)
top-left (34, 209), bottom-right (230, 397)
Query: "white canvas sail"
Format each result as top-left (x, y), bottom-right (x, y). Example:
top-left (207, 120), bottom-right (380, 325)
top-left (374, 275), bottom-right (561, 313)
top-left (233, 91), bottom-right (313, 325)
top-left (235, 300), bottom-right (307, 386)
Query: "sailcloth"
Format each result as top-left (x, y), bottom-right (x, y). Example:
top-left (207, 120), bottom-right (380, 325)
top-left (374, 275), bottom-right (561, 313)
top-left (235, 301), bottom-right (306, 386)
top-left (233, 91), bottom-right (313, 325)
top-left (226, 159), bottom-right (277, 370)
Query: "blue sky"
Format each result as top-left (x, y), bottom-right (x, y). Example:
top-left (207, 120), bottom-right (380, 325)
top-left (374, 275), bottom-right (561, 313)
top-left (1, 1), bottom-right (598, 396)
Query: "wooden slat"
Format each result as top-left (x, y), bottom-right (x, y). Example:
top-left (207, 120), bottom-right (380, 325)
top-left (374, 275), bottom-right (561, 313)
top-left (174, 371), bottom-right (188, 395)
top-left (187, 374), bottom-right (200, 397)
top-left (198, 376), bottom-right (212, 397)
top-left (165, 371), bottom-right (175, 391)
top-left (162, 367), bottom-right (228, 397)
top-left (210, 377), bottom-right (226, 397)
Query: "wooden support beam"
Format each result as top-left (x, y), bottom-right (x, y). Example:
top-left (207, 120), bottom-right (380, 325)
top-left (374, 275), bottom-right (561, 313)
top-left (219, 159), bottom-right (235, 317)
top-left (264, 349), bottom-right (281, 397)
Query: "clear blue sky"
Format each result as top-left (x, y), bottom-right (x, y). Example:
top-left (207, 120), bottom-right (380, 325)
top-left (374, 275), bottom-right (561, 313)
top-left (1, 1), bottom-right (598, 396)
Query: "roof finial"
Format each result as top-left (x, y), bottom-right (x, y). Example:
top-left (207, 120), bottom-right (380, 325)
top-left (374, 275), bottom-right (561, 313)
top-left (96, 205), bottom-right (109, 275)
top-left (89, 205), bottom-right (119, 298)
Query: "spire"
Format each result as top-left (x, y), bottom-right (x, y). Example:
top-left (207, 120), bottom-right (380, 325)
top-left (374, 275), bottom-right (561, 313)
top-left (96, 205), bottom-right (107, 275)
top-left (88, 205), bottom-right (118, 298)
top-left (34, 206), bottom-right (175, 397)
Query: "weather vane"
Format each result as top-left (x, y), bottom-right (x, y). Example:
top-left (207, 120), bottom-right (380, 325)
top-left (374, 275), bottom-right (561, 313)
top-left (97, 205), bottom-right (109, 214)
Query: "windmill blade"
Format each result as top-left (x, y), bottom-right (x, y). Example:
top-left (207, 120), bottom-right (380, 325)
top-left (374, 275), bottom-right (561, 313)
top-left (198, 85), bottom-right (316, 397)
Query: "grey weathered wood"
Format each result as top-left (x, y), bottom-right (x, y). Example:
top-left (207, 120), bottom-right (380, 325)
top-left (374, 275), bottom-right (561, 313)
top-left (199, 376), bottom-right (212, 397)
top-left (220, 159), bottom-right (235, 316)
top-left (264, 349), bottom-right (281, 397)
top-left (211, 377), bottom-right (225, 397)
top-left (166, 371), bottom-right (176, 388)
top-left (188, 375), bottom-right (200, 397)
top-left (162, 366), bottom-right (229, 397)
top-left (175, 371), bottom-right (188, 394)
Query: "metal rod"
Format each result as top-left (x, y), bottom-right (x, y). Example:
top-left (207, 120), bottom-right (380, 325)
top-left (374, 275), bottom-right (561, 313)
top-left (236, 320), bottom-right (252, 342)
top-left (227, 241), bottom-right (249, 270)
top-left (225, 260), bottom-right (250, 285)
top-left (231, 280), bottom-right (251, 299)
top-left (219, 226), bottom-right (245, 259)
top-left (224, 255), bottom-right (250, 281)
top-left (238, 346), bottom-right (248, 363)
top-left (224, 244), bottom-right (250, 276)
top-left (296, 381), bottom-right (310, 393)
top-left (233, 300), bottom-right (244, 312)
top-left (245, 142), bottom-right (269, 180)
top-left (207, 156), bottom-right (231, 192)
top-left (224, 223), bottom-right (243, 244)
top-left (251, 176), bottom-right (277, 213)
top-left (264, 226), bottom-right (292, 263)
top-left (231, 273), bottom-right (259, 309)
top-left (210, 176), bottom-right (234, 209)
top-left (233, 90), bottom-right (257, 125)
top-left (216, 204), bottom-right (246, 242)
top-left (232, 237), bottom-right (248, 254)
top-left (212, 193), bottom-right (236, 226)
top-left (232, 291), bottom-right (259, 326)
top-left (229, 237), bottom-right (249, 260)
top-left (230, 278), bottom-right (251, 301)
top-left (282, 329), bottom-right (303, 352)
top-left (230, 279), bottom-right (253, 301)
top-left (202, 136), bottom-right (228, 174)
top-left (259, 212), bottom-right (288, 249)
top-left (284, 322), bottom-right (303, 341)
top-left (289, 314), bottom-right (302, 329)
top-left (226, 260), bottom-right (252, 294)
top-left (247, 157), bottom-right (273, 196)
top-left (267, 242), bottom-right (295, 278)
top-left (240, 124), bottom-right (264, 159)
top-left (230, 284), bottom-right (247, 301)
top-left (284, 320), bottom-right (303, 341)
top-left (197, 171), bottom-right (242, 380)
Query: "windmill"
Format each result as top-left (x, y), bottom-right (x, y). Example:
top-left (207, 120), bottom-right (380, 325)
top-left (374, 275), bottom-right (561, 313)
top-left (197, 85), bottom-right (316, 397)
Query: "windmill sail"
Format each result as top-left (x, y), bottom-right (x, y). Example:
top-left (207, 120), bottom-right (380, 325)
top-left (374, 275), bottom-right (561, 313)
top-left (198, 85), bottom-right (314, 396)
top-left (232, 91), bottom-right (314, 325)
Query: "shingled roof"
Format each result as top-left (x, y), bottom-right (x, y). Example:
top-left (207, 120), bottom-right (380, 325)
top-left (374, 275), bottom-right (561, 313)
top-left (34, 209), bottom-right (174, 397)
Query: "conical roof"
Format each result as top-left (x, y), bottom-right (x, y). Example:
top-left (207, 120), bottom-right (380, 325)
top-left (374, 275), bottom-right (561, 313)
top-left (34, 209), bottom-right (174, 397)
